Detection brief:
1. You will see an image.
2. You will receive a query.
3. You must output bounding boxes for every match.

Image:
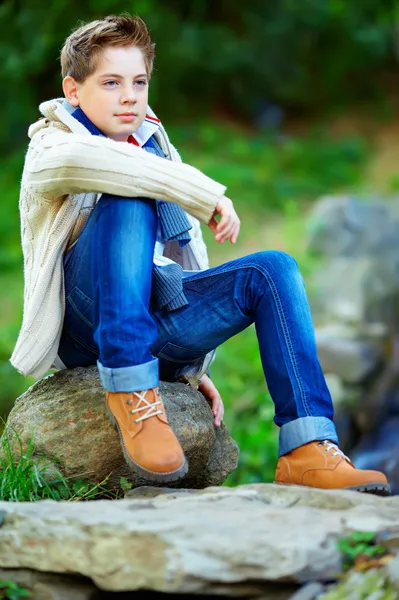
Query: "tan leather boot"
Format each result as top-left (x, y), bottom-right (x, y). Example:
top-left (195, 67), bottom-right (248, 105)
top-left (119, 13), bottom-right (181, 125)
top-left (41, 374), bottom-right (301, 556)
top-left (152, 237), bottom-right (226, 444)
top-left (105, 387), bottom-right (188, 483)
top-left (275, 440), bottom-right (390, 496)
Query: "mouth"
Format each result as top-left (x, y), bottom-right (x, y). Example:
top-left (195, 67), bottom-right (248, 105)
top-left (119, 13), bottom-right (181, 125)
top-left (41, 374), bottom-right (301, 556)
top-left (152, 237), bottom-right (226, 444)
top-left (116, 113), bottom-right (137, 117)
top-left (116, 113), bottom-right (137, 122)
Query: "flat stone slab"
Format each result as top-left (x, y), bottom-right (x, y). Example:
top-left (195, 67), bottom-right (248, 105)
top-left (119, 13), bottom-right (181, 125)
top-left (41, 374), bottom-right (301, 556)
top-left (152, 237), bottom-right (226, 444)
top-left (1, 484), bottom-right (399, 596)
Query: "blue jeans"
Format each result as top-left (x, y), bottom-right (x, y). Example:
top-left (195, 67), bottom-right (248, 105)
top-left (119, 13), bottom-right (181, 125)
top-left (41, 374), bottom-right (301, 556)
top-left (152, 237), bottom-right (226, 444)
top-left (58, 194), bottom-right (338, 456)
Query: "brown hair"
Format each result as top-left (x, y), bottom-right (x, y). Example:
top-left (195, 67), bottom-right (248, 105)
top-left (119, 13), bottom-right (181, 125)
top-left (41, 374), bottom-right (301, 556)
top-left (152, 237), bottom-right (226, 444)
top-left (60, 14), bottom-right (155, 82)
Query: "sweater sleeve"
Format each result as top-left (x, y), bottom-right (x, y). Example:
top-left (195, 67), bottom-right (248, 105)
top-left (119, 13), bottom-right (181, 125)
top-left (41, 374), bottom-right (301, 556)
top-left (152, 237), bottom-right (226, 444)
top-left (26, 129), bottom-right (226, 225)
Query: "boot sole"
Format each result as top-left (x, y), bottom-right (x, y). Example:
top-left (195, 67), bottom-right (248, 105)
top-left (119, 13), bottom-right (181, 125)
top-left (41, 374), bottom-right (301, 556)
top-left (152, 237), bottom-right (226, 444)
top-left (345, 482), bottom-right (391, 496)
top-left (274, 481), bottom-right (392, 497)
top-left (106, 403), bottom-right (188, 484)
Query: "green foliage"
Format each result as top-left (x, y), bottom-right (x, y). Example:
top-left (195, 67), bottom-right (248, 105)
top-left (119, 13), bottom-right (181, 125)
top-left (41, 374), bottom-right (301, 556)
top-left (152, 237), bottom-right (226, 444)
top-left (0, 152), bottom-right (24, 273)
top-left (119, 476), bottom-right (133, 494)
top-left (0, 424), bottom-right (120, 501)
top-left (0, 150), bottom-right (34, 416)
top-left (0, 1), bottom-right (397, 150)
top-left (0, 581), bottom-right (31, 600)
top-left (171, 121), bottom-right (368, 213)
top-left (319, 568), bottom-right (398, 600)
top-left (338, 531), bottom-right (387, 571)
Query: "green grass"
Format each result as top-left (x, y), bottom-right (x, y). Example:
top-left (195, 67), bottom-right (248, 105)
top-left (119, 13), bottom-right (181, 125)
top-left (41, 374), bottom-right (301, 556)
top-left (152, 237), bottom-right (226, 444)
top-left (0, 581), bottom-right (31, 600)
top-left (0, 119), bottom-right (370, 492)
top-left (337, 531), bottom-right (388, 571)
top-left (0, 423), bottom-right (120, 502)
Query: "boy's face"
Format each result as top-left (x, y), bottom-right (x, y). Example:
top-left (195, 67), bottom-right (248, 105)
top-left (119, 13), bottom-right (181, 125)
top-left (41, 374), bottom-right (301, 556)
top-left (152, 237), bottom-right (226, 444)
top-left (63, 45), bottom-right (149, 142)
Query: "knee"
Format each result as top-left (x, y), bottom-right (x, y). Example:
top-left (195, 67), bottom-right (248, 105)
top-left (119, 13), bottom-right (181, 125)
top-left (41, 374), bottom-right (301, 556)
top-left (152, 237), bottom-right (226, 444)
top-left (239, 251), bottom-right (304, 311)
top-left (252, 250), bottom-right (304, 287)
top-left (256, 250), bottom-right (299, 272)
top-left (95, 194), bottom-right (158, 226)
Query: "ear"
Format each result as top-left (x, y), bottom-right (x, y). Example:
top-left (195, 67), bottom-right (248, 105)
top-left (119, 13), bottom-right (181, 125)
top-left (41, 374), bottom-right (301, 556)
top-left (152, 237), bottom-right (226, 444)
top-left (62, 76), bottom-right (80, 107)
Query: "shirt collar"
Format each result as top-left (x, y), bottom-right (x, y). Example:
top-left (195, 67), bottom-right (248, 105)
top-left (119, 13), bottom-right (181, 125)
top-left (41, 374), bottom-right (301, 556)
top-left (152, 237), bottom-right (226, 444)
top-left (132, 109), bottom-right (161, 147)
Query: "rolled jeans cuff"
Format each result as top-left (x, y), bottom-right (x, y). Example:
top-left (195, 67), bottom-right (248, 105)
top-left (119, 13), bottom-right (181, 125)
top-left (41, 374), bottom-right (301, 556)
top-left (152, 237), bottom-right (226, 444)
top-left (97, 357), bottom-right (159, 392)
top-left (278, 416), bottom-right (339, 457)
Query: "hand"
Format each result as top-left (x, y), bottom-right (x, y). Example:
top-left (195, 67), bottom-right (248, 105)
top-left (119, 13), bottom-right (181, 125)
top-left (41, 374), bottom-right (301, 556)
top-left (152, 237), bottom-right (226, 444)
top-left (208, 196), bottom-right (240, 245)
top-left (197, 374), bottom-right (224, 427)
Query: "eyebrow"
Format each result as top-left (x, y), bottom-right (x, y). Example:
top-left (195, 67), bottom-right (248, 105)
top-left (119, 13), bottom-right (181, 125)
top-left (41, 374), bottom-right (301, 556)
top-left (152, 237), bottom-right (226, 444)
top-left (99, 73), bottom-right (148, 79)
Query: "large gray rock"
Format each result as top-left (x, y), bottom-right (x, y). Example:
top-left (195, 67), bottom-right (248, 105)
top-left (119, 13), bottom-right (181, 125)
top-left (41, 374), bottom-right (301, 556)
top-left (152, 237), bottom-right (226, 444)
top-left (0, 485), bottom-right (399, 596)
top-left (306, 195), bottom-right (399, 329)
top-left (2, 366), bottom-right (239, 490)
top-left (315, 323), bottom-right (384, 384)
top-left (306, 195), bottom-right (399, 260)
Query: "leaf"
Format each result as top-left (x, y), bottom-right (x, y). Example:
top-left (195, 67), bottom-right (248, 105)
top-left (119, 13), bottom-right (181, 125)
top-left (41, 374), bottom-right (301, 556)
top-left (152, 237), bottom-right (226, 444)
top-left (119, 477), bottom-right (132, 492)
top-left (349, 531), bottom-right (376, 544)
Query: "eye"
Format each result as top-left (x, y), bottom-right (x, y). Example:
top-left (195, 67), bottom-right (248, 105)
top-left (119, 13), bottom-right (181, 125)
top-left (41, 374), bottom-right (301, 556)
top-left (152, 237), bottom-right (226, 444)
top-left (135, 80), bottom-right (147, 87)
top-left (104, 80), bottom-right (118, 87)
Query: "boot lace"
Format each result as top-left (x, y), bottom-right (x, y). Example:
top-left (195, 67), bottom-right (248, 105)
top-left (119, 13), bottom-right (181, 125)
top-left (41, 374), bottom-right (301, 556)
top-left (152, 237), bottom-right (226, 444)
top-left (127, 389), bottom-right (163, 424)
top-left (318, 440), bottom-right (351, 462)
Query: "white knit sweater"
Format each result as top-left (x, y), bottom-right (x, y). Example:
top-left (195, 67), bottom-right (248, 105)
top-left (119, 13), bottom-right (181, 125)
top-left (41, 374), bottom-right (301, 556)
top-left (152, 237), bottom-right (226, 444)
top-left (10, 99), bottom-right (226, 378)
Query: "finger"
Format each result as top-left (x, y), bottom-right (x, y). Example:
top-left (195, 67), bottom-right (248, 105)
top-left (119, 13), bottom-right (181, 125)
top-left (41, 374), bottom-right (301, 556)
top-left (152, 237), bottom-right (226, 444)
top-left (217, 220), bottom-right (237, 244)
top-left (211, 394), bottom-right (218, 413)
top-left (213, 396), bottom-right (223, 426)
top-left (215, 213), bottom-right (231, 237)
top-left (216, 213), bottom-right (230, 231)
top-left (216, 215), bottom-right (235, 239)
top-left (230, 221), bottom-right (241, 244)
top-left (208, 216), bottom-right (219, 234)
top-left (217, 401), bottom-right (224, 426)
top-left (211, 394), bottom-right (219, 417)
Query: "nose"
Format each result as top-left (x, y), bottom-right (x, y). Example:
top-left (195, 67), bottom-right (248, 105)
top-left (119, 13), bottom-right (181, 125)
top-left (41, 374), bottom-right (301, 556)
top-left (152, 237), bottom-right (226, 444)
top-left (120, 85), bottom-right (137, 105)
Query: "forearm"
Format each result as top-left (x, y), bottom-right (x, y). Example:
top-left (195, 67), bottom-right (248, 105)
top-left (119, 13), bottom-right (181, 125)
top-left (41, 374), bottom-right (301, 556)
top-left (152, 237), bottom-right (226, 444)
top-left (26, 131), bottom-right (226, 224)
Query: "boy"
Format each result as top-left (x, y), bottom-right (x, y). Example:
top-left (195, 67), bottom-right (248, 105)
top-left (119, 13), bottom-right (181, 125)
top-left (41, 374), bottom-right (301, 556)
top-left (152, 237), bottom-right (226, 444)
top-left (11, 14), bottom-right (390, 494)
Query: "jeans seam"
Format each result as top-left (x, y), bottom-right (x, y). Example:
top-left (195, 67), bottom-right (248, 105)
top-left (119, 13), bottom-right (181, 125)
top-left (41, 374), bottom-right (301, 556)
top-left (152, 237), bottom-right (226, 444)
top-left (64, 326), bottom-right (98, 355)
top-left (264, 267), bottom-right (309, 415)
top-left (66, 286), bottom-right (94, 328)
top-left (183, 262), bottom-right (309, 414)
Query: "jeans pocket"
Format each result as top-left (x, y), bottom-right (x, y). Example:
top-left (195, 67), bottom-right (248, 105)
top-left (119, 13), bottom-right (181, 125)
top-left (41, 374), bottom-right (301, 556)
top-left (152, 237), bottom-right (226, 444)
top-left (64, 286), bottom-right (98, 354)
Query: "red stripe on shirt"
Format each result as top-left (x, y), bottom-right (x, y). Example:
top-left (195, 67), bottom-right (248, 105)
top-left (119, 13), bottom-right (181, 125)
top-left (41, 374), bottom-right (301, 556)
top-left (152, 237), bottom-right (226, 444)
top-left (127, 135), bottom-right (140, 146)
top-left (145, 114), bottom-right (160, 123)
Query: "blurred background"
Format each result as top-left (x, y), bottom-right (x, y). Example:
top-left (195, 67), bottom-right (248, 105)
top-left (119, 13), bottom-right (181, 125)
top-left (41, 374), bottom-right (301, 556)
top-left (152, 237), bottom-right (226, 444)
top-left (2, 0), bottom-right (399, 488)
